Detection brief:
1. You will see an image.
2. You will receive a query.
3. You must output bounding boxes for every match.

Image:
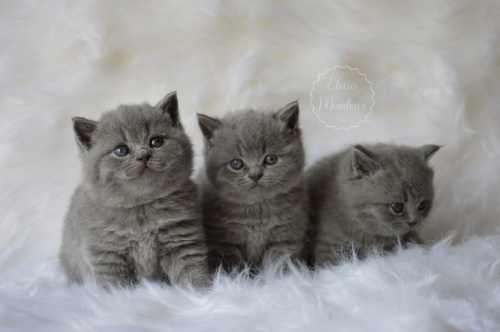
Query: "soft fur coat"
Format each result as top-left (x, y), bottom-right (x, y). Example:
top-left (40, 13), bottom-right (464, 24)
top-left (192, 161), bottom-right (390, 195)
top-left (1, 0), bottom-right (500, 331)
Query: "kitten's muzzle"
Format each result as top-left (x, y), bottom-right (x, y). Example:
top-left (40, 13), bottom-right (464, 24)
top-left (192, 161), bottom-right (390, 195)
top-left (135, 148), bottom-right (152, 163)
top-left (408, 221), bottom-right (418, 228)
top-left (249, 173), bottom-right (263, 182)
top-left (138, 155), bottom-right (151, 163)
top-left (248, 166), bottom-right (263, 183)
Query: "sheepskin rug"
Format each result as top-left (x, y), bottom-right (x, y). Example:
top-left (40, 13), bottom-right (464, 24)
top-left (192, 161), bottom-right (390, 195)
top-left (1, 1), bottom-right (500, 331)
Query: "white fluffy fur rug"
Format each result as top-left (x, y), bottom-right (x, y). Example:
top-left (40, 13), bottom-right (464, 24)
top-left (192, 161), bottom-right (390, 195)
top-left (1, 1), bottom-right (500, 331)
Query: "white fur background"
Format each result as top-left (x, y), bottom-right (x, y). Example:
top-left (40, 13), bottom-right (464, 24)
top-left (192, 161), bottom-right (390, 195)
top-left (1, 1), bottom-right (500, 331)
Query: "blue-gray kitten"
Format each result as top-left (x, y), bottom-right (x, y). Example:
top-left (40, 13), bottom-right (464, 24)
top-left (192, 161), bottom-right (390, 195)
top-left (197, 102), bottom-right (309, 272)
top-left (59, 92), bottom-right (209, 288)
top-left (308, 143), bottom-right (440, 266)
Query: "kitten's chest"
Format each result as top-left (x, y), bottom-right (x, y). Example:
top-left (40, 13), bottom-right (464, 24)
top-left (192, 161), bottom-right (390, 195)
top-left (243, 220), bottom-right (270, 261)
top-left (126, 197), bottom-right (195, 273)
top-left (122, 204), bottom-right (181, 279)
top-left (127, 207), bottom-right (163, 279)
top-left (230, 203), bottom-right (281, 261)
top-left (129, 228), bottom-right (161, 279)
top-left (126, 198), bottom-right (188, 232)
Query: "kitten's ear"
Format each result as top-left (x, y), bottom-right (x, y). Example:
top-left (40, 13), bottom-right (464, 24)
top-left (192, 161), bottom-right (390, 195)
top-left (73, 117), bottom-right (97, 152)
top-left (156, 91), bottom-right (180, 126)
top-left (351, 145), bottom-right (380, 177)
top-left (197, 113), bottom-right (222, 142)
top-left (275, 101), bottom-right (299, 132)
top-left (420, 145), bottom-right (441, 161)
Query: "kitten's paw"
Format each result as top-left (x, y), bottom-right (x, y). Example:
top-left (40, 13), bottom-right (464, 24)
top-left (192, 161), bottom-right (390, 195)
top-left (402, 231), bottom-right (424, 246)
top-left (170, 266), bottom-right (211, 290)
top-left (95, 274), bottom-right (138, 290)
top-left (190, 274), bottom-right (212, 290)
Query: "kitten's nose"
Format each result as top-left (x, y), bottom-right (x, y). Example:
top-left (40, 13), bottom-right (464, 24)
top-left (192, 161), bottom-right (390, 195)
top-left (249, 173), bottom-right (263, 182)
top-left (136, 148), bottom-right (152, 163)
top-left (138, 155), bottom-right (151, 163)
top-left (248, 167), bottom-right (263, 183)
top-left (408, 221), bottom-right (418, 228)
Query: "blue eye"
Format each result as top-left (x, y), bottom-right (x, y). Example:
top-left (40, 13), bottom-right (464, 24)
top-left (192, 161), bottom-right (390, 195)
top-left (391, 203), bottom-right (404, 214)
top-left (264, 155), bottom-right (277, 165)
top-left (230, 159), bottom-right (244, 170)
top-left (418, 201), bottom-right (427, 211)
top-left (114, 146), bottom-right (129, 157)
top-left (150, 137), bottom-right (164, 148)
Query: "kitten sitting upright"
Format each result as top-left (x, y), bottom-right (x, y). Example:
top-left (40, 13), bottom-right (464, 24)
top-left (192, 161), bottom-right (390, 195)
top-left (308, 143), bottom-right (440, 266)
top-left (197, 102), bottom-right (309, 272)
top-left (60, 92), bottom-right (209, 289)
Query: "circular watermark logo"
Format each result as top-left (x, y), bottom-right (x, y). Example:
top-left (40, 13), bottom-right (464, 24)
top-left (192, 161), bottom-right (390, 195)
top-left (310, 65), bottom-right (375, 130)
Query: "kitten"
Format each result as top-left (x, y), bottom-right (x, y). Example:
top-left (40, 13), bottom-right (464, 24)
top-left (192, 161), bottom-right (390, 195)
top-left (59, 92), bottom-right (209, 289)
top-left (308, 143), bottom-right (440, 266)
top-left (197, 101), bottom-right (309, 272)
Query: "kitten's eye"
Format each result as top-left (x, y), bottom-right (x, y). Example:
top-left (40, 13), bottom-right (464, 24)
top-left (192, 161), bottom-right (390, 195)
top-left (230, 159), bottom-right (244, 170)
top-left (418, 201), bottom-right (427, 211)
top-left (264, 155), bottom-right (278, 165)
top-left (390, 203), bottom-right (405, 215)
top-left (150, 137), bottom-right (164, 148)
top-left (114, 146), bottom-right (129, 157)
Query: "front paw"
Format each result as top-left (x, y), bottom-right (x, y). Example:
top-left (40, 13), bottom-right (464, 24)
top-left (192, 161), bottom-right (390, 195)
top-left (170, 266), bottom-right (211, 289)
top-left (189, 269), bottom-right (211, 289)
top-left (95, 273), bottom-right (138, 290)
top-left (402, 231), bottom-right (424, 246)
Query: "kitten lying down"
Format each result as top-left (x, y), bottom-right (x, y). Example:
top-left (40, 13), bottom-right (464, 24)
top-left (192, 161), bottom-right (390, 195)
top-left (308, 143), bottom-right (440, 266)
top-left (59, 92), bottom-right (209, 289)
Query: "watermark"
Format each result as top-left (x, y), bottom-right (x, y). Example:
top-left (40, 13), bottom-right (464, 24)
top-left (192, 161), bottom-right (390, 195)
top-left (310, 65), bottom-right (375, 130)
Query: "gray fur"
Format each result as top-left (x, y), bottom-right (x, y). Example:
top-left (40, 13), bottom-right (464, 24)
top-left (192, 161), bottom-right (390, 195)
top-left (308, 143), bottom-right (440, 266)
top-left (59, 92), bottom-right (209, 289)
top-left (197, 102), bottom-right (309, 272)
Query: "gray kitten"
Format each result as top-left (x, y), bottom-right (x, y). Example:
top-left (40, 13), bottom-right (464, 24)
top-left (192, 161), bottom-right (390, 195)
top-left (59, 92), bottom-right (209, 289)
top-left (308, 143), bottom-right (440, 266)
top-left (196, 102), bottom-right (309, 272)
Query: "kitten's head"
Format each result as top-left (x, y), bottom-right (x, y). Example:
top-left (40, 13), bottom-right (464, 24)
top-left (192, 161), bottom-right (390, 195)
top-left (343, 143), bottom-right (440, 237)
top-left (197, 101), bottom-right (305, 203)
top-left (73, 92), bottom-right (193, 207)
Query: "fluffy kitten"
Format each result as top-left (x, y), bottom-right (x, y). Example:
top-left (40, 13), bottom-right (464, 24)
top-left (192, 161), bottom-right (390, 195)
top-left (59, 92), bottom-right (209, 289)
top-left (308, 143), bottom-right (440, 266)
top-left (197, 102), bottom-right (309, 272)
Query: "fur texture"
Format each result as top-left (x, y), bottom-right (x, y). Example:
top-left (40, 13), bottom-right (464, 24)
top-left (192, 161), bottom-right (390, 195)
top-left (1, 0), bottom-right (500, 330)
top-left (60, 92), bottom-right (209, 288)
top-left (197, 103), bottom-right (309, 271)
top-left (308, 144), bottom-right (439, 266)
